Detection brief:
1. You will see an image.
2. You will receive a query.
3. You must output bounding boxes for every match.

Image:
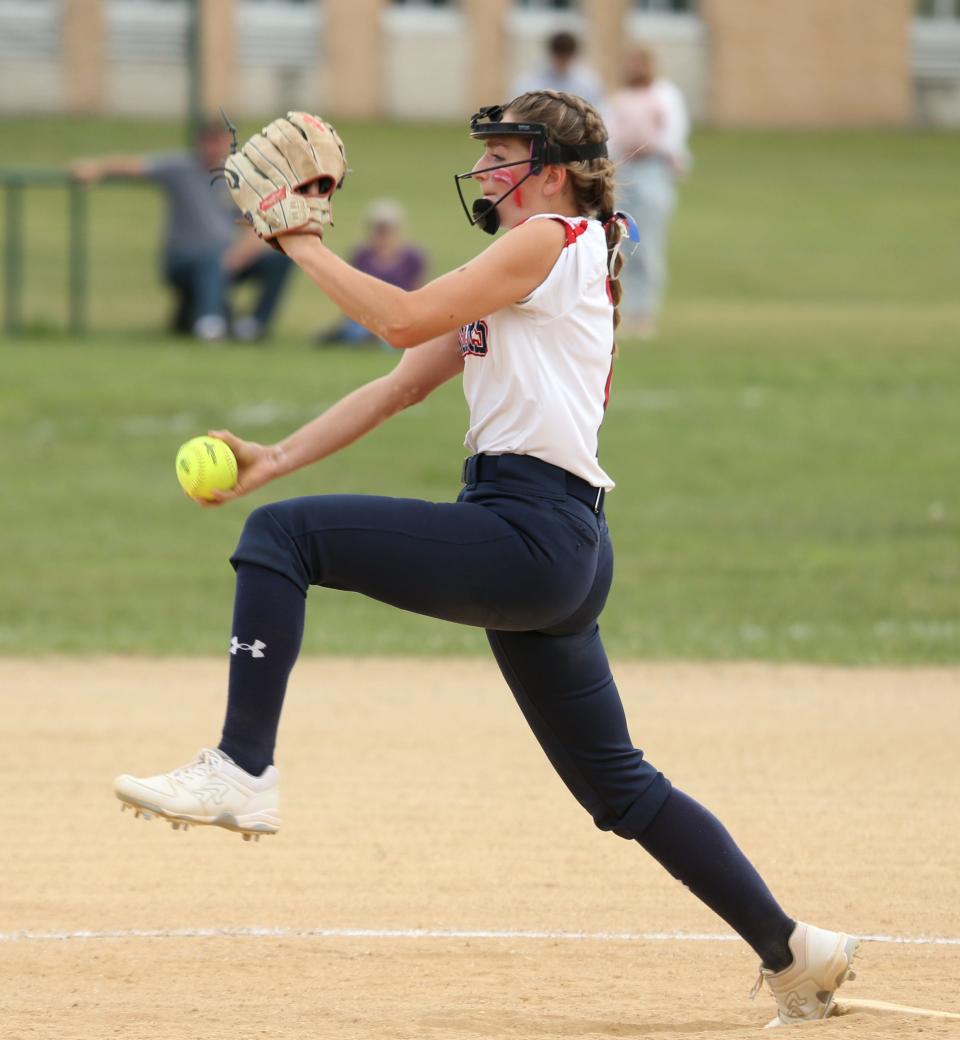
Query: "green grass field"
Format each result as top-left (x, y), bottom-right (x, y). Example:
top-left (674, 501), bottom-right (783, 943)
top-left (2, 118), bottom-right (959, 662)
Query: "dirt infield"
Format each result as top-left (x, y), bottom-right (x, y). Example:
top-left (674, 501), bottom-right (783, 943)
top-left (2, 658), bottom-right (959, 1039)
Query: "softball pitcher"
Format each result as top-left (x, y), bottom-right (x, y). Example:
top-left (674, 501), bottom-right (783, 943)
top-left (115, 93), bottom-right (857, 1026)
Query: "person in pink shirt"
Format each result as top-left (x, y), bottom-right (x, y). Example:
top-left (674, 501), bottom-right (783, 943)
top-left (603, 46), bottom-right (691, 340)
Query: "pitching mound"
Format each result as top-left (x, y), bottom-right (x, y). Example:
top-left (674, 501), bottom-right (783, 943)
top-left (3, 658), bottom-right (958, 1039)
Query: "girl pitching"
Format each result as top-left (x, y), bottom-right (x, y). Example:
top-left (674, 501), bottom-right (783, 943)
top-left (116, 92), bottom-right (856, 1026)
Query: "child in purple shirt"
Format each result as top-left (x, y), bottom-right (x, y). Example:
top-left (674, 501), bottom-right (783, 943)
top-left (316, 199), bottom-right (427, 346)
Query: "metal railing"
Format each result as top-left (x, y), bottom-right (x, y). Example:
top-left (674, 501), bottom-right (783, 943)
top-left (1, 170), bottom-right (88, 336)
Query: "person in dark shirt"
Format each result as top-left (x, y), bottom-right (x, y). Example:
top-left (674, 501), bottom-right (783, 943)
top-left (72, 121), bottom-right (292, 342)
top-left (316, 199), bottom-right (427, 346)
top-left (510, 30), bottom-right (605, 109)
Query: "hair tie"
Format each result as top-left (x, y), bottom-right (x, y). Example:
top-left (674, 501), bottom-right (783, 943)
top-left (604, 211), bottom-right (641, 278)
top-left (612, 210), bottom-right (640, 241)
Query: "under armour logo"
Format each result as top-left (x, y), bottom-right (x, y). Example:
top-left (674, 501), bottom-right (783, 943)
top-left (230, 637), bottom-right (266, 658)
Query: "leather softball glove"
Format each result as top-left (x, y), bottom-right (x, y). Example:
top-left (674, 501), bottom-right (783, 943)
top-left (224, 112), bottom-right (347, 242)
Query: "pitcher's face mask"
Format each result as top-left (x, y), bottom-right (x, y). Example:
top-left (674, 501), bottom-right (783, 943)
top-left (454, 105), bottom-right (608, 235)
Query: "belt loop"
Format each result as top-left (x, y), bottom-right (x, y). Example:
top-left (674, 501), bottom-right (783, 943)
top-left (461, 456), bottom-right (470, 484)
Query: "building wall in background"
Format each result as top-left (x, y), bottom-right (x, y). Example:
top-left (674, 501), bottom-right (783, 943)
top-left (0, 1), bottom-right (62, 112)
top-left (627, 9), bottom-right (709, 122)
top-left (382, 4), bottom-right (468, 119)
top-left (704, 0), bottom-right (913, 127)
top-left (231, 1), bottom-right (324, 116)
top-left (912, 6), bottom-right (960, 124)
top-left (0, 0), bottom-right (957, 126)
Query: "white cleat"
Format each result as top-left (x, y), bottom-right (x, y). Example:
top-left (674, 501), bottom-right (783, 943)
top-left (752, 921), bottom-right (859, 1027)
top-left (114, 747), bottom-right (280, 841)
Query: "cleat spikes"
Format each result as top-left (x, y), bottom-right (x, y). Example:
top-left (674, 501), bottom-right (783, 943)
top-left (114, 748), bottom-right (279, 838)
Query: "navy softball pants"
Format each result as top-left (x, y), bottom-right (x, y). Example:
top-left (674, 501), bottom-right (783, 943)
top-left (230, 453), bottom-right (671, 840)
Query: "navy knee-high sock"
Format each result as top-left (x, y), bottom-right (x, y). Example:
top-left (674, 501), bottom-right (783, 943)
top-left (638, 788), bottom-right (795, 971)
top-left (218, 563), bottom-right (305, 776)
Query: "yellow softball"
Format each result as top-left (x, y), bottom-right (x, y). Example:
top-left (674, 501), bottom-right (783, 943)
top-left (175, 436), bottom-right (238, 501)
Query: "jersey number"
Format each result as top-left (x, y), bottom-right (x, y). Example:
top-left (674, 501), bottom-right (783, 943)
top-left (458, 320), bottom-right (489, 358)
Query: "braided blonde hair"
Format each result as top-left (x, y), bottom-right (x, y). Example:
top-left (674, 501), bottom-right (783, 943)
top-left (505, 90), bottom-right (624, 332)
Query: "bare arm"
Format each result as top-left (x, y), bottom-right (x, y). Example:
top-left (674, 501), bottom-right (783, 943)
top-left (222, 226), bottom-right (275, 273)
top-left (201, 331), bottom-right (464, 505)
top-left (70, 155), bottom-right (149, 182)
top-left (279, 217), bottom-right (567, 349)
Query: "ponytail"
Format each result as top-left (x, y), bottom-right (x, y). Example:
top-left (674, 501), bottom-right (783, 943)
top-left (600, 212), bottom-right (625, 336)
top-left (507, 90), bottom-right (625, 340)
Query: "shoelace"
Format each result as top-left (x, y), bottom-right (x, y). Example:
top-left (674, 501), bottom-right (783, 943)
top-left (748, 969), bottom-right (766, 1000)
top-left (171, 748), bottom-right (224, 783)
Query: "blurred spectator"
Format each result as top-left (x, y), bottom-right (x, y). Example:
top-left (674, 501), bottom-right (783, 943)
top-left (315, 199), bottom-right (427, 347)
top-left (603, 45), bottom-right (691, 339)
top-left (71, 121), bottom-right (292, 342)
top-left (511, 30), bottom-right (605, 107)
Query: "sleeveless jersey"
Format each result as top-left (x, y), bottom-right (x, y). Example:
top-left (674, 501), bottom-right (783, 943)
top-left (459, 213), bottom-right (615, 491)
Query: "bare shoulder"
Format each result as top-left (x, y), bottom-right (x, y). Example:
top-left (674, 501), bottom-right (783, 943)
top-left (477, 216), bottom-right (567, 276)
top-left (508, 217), bottom-right (570, 250)
top-left (420, 216), bottom-right (571, 329)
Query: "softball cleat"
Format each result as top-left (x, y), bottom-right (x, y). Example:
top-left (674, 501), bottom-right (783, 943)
top-left (751, 921), bottom-right (859, 1027)
top-left (114, 747), bottom-right (280, 841)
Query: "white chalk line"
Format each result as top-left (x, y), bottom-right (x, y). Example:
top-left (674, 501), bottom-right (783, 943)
top-left (1, 926), bottom-right (959, 946)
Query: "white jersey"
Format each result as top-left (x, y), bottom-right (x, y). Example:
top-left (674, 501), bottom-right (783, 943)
top-left (460, 213), bottom-right (615, 491)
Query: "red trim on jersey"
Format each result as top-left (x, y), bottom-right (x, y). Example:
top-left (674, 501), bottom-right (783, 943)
top-left (513, 216), bottom-right (589, 246)
top-left (553, 218), bottom-right (589, 248)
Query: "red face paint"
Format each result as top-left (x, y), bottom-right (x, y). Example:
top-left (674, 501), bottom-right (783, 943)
top-left (491, 166), bottom-right (521, 208)
top-left (489, 140), bottom-right (535, 209)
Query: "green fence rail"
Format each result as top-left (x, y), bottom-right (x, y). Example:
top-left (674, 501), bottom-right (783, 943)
top-left (1, 169), bottom-right (88, 336)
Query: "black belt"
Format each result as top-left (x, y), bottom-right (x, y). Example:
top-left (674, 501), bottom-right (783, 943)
top-left (461, 453), bottom-right (606, 515)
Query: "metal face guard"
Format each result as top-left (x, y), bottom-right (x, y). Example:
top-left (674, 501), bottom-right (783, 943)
top-left (454, 155), bottom-right (539, 235)
top-left (454, 104), bottom-right (609, 233)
